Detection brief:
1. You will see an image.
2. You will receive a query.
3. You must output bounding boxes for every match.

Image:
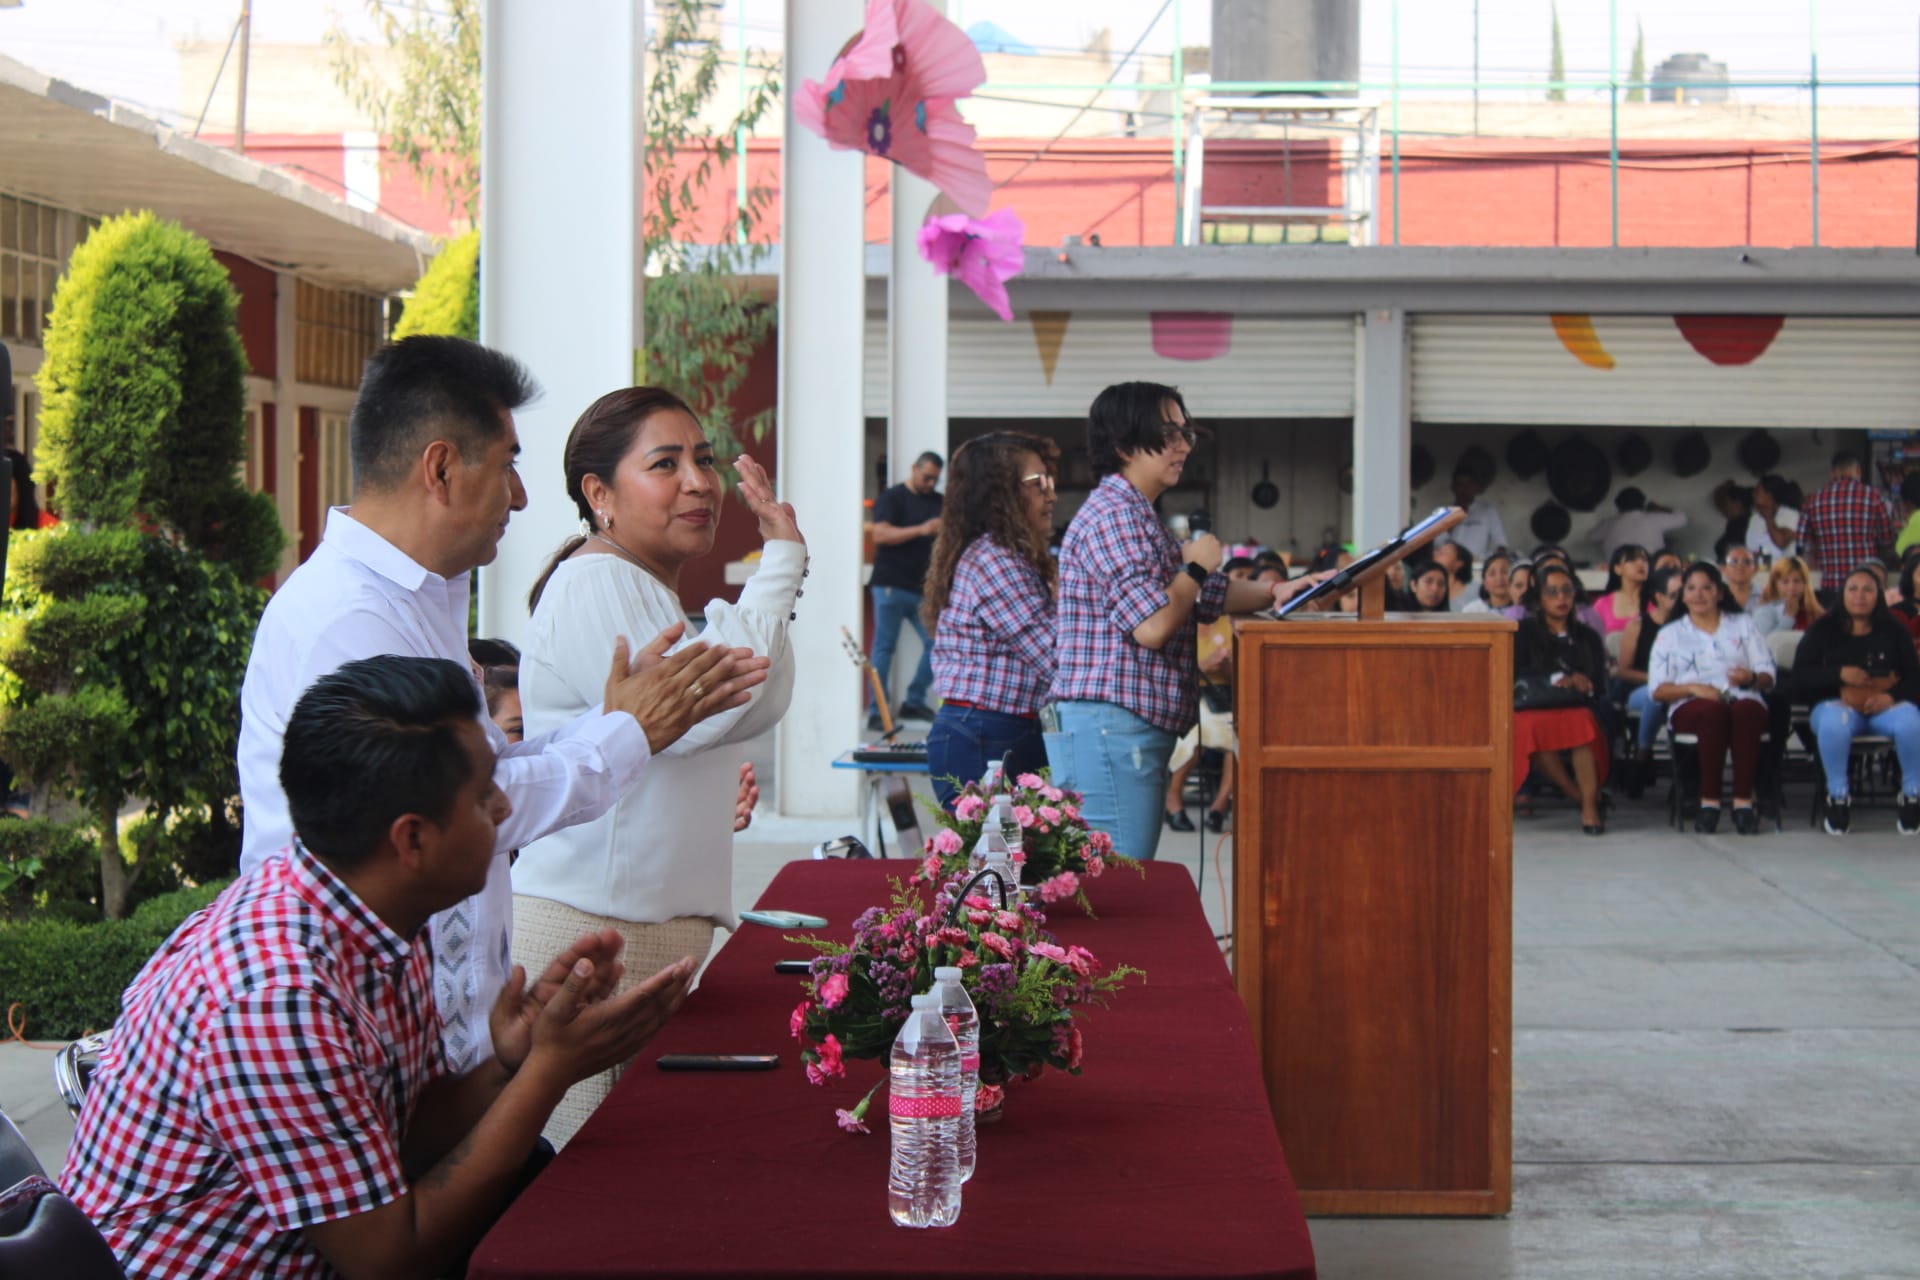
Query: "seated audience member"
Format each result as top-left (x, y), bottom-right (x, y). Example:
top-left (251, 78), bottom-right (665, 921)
top-left (1718, 544), bottom-right (1760, 611)
top-left (1459, 548), bottom-right (1514, 614)
top-left (1895, 473), bottom-right (1920, 559)
top-left (1890, 551), bottom-right (1920, 647)
top-left (1793, 565), bottom-right (1920, 836)
top-left (922, 431), bottom-right (1059, 808)
top-left (1620, 566), bottom-right (1683, 796)
top-left (1254, 551), bottom-right (1290, 586)
top-left (1501, 561), bottom-right (1534, 621)
top-left (1749, 474), bottom-right (1801, 564)
top-left (1650, 562), bottom-right (1777, 835)
top-left (1588, 487), bottom-right (1687, 560)
top-left (1652, 549), bottom-right (1685, 578)
top-left (1383, 557), bottom-right (1413, 610)
top-left (1165, 558), bottom-right (1256, 833)
top-left (1749, 556), bottom-right (1823, 636)
top-left (1791, 566), bottom-right (1920, 835)
top-left (471, 637), bottom-right (525, 743)
top-left (1431, 541), bottom-right (1474, 610)
top-left (64, 656), bottom-right (695, 1278)
top-left (1512, 562), bottom-right (1611, 834)
top-left (1531, 546), bottom-right (1607, 635)
top-left (1405, 560), bottom-right (1452, 613)
top-left (1594, 544), bottom-right (1649, 635)
top-left (1221, 554), bottom-right (1260, 583)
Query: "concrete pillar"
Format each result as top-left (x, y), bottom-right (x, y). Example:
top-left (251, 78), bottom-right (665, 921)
top-left (1352, 307), bottom-right (1410, 548)
top-left (476, 0), bottom-right (645, 647)
top-left (776, 0), bottom-right (866, 820)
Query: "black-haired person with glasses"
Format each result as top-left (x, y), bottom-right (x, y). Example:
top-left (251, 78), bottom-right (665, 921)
top-left (1719, 544), bottom-right (1760, 611)
top-left (1045, 382), bottom-right (1325, 861)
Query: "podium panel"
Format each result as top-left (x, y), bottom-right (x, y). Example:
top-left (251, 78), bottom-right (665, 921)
top-left (1234, 615), bottom-right (1514, 1216)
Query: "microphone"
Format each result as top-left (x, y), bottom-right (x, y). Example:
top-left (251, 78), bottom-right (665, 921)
top-left (1187, 509), bottom-right (1212, 537)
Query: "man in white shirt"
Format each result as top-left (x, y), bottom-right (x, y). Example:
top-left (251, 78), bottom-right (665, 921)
top-left (1442, 467), bottom-right (1509, 562)
top-left (239, 337), bottom-right (768, 1070)
top-left (1587, 486), bottom-right (1689, 560)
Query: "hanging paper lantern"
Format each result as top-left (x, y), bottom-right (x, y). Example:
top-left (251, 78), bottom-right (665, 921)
top-left (794, 0), bottom-right (993, 216)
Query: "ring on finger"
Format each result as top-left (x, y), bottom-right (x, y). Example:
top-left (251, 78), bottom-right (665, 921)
top-left (691, 681), bottom-right (705, 698)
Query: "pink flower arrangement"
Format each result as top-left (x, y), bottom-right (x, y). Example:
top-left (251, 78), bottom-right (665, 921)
top-left (918, 769), bottom-right (1140, 913)
top-left (786, 876), bottom-right (1143, 1131)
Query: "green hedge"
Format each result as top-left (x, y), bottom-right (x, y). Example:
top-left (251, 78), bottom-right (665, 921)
top-left (0, 879), bottom-right (228, 1039)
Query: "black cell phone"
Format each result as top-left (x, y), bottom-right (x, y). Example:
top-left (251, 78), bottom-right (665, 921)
top-left (774, 959), bottom-right (814, 974)
top-left (656, 1053), bottom-right (779, 1071)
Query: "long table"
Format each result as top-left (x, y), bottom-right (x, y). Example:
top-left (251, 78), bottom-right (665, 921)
top-left (470, 861), bottom-right (1316, 1280)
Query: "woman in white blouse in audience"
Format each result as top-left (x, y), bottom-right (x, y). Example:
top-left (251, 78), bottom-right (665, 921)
top-left (515, 387), bottom-right (805, 1144)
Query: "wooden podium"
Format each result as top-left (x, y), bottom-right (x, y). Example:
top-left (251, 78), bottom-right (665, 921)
top-left (1232, 609), bottom-right (1514, 1216)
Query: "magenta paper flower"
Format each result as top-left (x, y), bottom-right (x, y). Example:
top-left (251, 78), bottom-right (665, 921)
top-left (921, 209), bottom-right (1029, 320)
top-left (794, 0), bottom-right (992, 215)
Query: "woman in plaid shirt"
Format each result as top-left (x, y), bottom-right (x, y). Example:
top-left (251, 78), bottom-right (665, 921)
top-left (922, 431), bottom-right (1061, 807)
top-left (1045, 383), bottom-right (1324, 861)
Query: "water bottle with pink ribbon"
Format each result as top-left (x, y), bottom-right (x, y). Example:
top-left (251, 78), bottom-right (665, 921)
top-left (887, 991), bottom-right (962, 1227)
top-left (933, 966), bottom-right (980, 1183)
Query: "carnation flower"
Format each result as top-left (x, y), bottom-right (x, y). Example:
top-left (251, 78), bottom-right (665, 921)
top-left (975, 1082), bottom-right (1005, 1112)
top-left (1012, 805), bottom-right (1036, 828)
top-left (818, 973), bottom-right (850, 1009)
top-left (805, 1033), bottom-right (846, 1085)
top-left (1041, 785), bottom-right (1064, 802)
top-left (1016, 773), bottom-right (1044, 789)
top-left (1038, 805), bottom-right (1063, 825)
top-left (954, 794), bottom-right (987, 822)
top-left (932, 827), bottom-right (963, 856)
top-left (836, 1107), bottom-right (870, 1134)
top-left (1087, 829), bottom-right (1113, 854)
top-left (1037, 871), bottom-right (1080, 904)
top-left (790, 999), bottom-right (813, 1040)
top-left (979, 931), bottom-right (1017, 960)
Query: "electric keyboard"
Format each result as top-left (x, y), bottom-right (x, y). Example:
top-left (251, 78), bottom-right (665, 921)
top-left (850, 740), bottom-right (929, 766)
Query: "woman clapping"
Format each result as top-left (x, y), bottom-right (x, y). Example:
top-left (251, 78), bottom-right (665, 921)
top-left (922, 432), bottom-right (1060, 808)
top-left (514, 388), bottom-right (803, 1144)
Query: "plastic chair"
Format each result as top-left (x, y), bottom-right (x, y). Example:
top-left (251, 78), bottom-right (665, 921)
top-left (0, 1108), bottom-right (124, 1279)
top-left (1766, 630), bottom-right (1803, 672)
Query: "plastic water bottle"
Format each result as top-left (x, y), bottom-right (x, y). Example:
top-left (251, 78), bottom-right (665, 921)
top-left (981, 849), bottom-right (1019, 906)
top-left (933, 966), bottom-right (980, 1183)
top-left (888, 992), bottom-right (962, 1227)
top-left (967, 820), bottom-right (1009, 882)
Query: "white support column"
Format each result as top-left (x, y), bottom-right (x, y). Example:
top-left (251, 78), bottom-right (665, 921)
top-left (776, 0), bottom-right (866, 820)
top-left (477, 0), bottom-right (645, 648)
top-left (1352, 307), bottom-right (1411, 548)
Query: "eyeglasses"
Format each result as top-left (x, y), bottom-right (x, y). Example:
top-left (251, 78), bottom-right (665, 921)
top-left (1160, 424), bottom-right (1198, 448)
top-left (1541, 585), bottom-right (1576, 598)
top-left (1020, 472), bottom-right (1055, 493)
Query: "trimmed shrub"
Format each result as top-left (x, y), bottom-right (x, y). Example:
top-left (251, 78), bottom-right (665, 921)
top-left (0, 878), bottom-right (228, 1039)
top-left (393, 230), bottom-right (479, 341)
top-left (0, 819), bottom-right (97, 918)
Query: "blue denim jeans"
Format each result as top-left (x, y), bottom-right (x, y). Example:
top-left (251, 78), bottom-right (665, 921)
top-left (1044, 700), bottom-right (1177, 862)
top-left (869, 585), bottom-right (932, 710)
top-left (1809, 699), bottom-right (1920, 799)
top-left (1626, 684), bottom-right (1666, 751)
top-left (926, 705), bottom-right (1049, 810)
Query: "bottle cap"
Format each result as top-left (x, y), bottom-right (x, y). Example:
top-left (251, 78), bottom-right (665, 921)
top-left (933, 965), bottom-right (962, 981)
top-left (911, 992), bottom-right (940, 1010)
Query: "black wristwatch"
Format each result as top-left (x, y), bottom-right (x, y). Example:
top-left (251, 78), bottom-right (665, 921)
top-left (1183, 562), bottom-right (1211, 587)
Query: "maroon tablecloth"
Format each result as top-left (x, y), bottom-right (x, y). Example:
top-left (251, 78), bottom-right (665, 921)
top-left (470, 861), bottom-right (1316, 1280)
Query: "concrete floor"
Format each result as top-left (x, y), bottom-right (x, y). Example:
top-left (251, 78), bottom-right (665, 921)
top-left (5, 762), bottom-right (1918, 1277)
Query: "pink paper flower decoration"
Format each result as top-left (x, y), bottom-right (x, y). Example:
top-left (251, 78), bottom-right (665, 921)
top-left (921, 209), bottom-right (1029, 320)
top-left (794, 0), bottom-right (992, 216)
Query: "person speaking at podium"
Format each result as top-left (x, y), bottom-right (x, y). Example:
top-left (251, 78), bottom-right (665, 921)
top-left (1045, 382), bottom-right (1323, 861)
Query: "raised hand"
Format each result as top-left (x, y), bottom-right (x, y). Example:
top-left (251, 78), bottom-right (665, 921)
top-left (735, 455), bottom-right (804, 546)
top-left (733, 761), bottom-right (759, 833)
top-left (488, 928), bottom-right (629, 1074)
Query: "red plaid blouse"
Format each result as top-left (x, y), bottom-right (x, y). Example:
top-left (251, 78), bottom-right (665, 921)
top-left (64, 842), bottom-right (447, 1278)
top-left (931, 535), bottom-right (1057, 716)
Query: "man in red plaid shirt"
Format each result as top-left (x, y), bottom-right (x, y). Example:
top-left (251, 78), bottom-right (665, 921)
top-left (1799, 451), bottom-right (1895, 586)
top-left (64, 656), bottom-right (694, 1278)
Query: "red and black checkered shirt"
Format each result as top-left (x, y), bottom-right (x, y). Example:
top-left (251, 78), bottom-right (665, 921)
top-left (931, 535), bottom-right (1057, 716)
top-left (63, 841), bottom-right (447, 1278)
top-left (1799, 475), bottom-right (1895, 582)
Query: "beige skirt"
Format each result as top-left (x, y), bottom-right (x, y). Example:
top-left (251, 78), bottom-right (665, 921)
top-left (510, 894), bottom-right (718, 1148)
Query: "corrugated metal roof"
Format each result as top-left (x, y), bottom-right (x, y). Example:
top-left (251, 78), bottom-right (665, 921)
top-left (0, 53), bottom-right (435, 294)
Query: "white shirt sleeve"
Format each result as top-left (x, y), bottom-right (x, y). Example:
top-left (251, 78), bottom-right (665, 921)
top-left (665, 540), bottom-right (804, 754)
top-left (492, 710), bottom-right (651, 853)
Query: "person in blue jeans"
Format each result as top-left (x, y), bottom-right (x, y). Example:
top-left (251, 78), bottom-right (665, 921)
top-left (920, 432), bottom-right (1059, 807)
top-left (1791, 565), bottom-right (1920, 836)
top-left (868, 452), bottom-right (943, 725)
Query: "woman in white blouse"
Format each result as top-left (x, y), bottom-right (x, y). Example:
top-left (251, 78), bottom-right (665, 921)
top-left (514, 387), bottom-right (804, 1143)
top-left (1650, 561), bottom-right (1776, 836)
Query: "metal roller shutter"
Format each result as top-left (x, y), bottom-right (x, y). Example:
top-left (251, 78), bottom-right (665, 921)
top-left (1411, 314), bottom-right (1920, 430)
top-left (864, 313), bottom-right (1358, 419)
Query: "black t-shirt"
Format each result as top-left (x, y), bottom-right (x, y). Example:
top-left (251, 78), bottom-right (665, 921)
top-left (871, 483), bottom-right (943, 591)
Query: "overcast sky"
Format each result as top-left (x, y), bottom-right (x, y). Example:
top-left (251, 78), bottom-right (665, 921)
top-left (2, 0), bottom-right (1915, 127)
